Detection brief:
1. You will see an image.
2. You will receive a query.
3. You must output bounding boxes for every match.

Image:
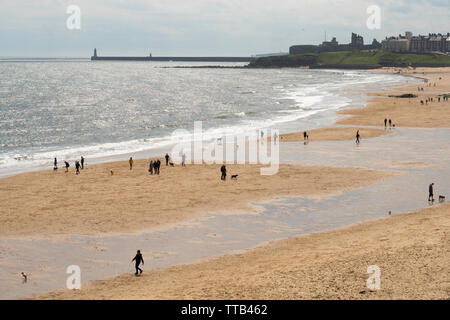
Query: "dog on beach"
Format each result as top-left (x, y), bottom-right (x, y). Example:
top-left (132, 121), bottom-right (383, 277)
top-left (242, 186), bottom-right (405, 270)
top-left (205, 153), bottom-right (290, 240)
top-left (439, 195), bottom-right (445, 203)
top-left (169, 162), bottom-right (174, 167)
top-left (231, 174), bottom-right (238, 180)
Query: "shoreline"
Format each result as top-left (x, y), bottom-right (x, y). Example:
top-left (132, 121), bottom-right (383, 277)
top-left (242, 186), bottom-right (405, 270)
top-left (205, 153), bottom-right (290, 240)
top-left (34, 202), bottom-right (450, 299)
top-left (3, 66), bottom-right (449, 300)
top-left (0, 162), bottom-right (393, 238)
top-left (0, 68), bottom-right (412, 180)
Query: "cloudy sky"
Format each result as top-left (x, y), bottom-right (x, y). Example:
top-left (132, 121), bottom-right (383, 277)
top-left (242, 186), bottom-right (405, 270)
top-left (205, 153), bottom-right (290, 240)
top-left (0, 0), bottom-right (449, 57)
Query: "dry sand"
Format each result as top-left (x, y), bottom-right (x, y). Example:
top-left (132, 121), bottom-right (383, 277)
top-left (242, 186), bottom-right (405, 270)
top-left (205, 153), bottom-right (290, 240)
top-left (336, 67), bottom-right (450, 128)
top-left (36, 202), bottom-right (450, 300)
top-left (276, 67), bottom-right (450, 142)
top-left (0, 162), bottom-right (391, 237)
top-left (9, 67), bottom-right (450, 300)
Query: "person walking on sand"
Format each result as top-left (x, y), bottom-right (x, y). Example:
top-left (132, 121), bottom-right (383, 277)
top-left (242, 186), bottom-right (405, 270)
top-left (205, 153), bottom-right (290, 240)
top-left (356, 130), bottom-right (360, 144)
top-left (155, 160), bottom-right (161, 175)
top-left (149, 160), bottom-right (154, 175)
top-left (389, 119), bottom-right (392, 128)
top-left (75, 160), bottom-right (81, 175)
top-left (165, 153), bottom-right (170, 166)
top-left (129, 157), bottom-right (134, 170)
top-left (80, 156), bottom-right (85, 169)
top-left (428, 183), bottom-right (435, 202)
top-left (64, 161), bottom-right (70, 173)
top-left (131, 250), bottom-right (144, 276)
top-left (182, 153), bottom-right (186, 167)
top-left (303, 131), bottom-right (308, 141)
top-left (53, 157), bottom-right (58, 171)
top-left (221, 164), bottom-right (227, 181)
top-left (384, 118), bottom-right (387, 128)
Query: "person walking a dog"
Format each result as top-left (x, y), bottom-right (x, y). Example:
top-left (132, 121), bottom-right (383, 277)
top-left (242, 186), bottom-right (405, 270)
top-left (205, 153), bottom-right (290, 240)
top-left (221, 164), bottom-right (227, 181)
top-left (165, 153), bottom-right (170, 166)
top-left (428, 183), bottom-right (435, 202)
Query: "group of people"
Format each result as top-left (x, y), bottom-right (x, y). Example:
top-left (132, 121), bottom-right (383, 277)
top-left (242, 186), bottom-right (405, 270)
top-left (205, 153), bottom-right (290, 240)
top-left (149, 159), bottom-right (161, 175)
top-left (384, 118), bottom-right (395, 129)
top-left (420, 95), bottom-right (448, 105)
top-left (53, 156), bottom-right (85, 174)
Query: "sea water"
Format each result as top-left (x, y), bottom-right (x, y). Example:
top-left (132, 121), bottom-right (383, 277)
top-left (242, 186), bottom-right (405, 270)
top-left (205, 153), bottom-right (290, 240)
top-left (0, 60), bottom-right (412, 176)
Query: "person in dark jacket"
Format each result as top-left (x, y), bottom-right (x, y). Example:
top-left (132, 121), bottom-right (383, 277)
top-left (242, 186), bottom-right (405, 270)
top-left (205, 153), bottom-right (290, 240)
top-left (428, 183), bottom-right (435, 202)
top-left (221, 165), bottom-right (226, 181)
top-left (131, 250), bottom-right (144, 276)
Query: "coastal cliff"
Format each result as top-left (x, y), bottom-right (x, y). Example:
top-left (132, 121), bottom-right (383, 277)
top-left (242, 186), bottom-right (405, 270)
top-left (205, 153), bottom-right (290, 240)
top-left (248, 51), bottom-right (450, 69)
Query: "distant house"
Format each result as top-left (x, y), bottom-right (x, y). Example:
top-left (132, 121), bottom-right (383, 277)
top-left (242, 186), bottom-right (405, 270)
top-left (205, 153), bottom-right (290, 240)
top-left (383, 32), bottom-right (450, 54)
top-left (289, 32), bottom-right (381, 55)
top-left (382, 32), bottom-right (412, 53)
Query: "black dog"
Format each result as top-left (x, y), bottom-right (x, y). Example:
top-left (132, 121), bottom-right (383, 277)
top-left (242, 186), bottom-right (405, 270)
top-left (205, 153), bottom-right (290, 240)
top-left (231, 174), bottom-right (238, 180)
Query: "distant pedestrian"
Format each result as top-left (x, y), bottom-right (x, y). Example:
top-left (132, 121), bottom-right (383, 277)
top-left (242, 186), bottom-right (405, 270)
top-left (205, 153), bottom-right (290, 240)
top-left (356, 130), bottom-right (360, 144)
top-left (273, 132), bottom-right (278, 144)
top-left (221, 164), bottom-right (227, 181)
top-left (165, 153), bottom-right (170, 166)
top-left (428, 183), bottom-right (434, 202)
top-left (64, 161), bottom-right (70, 173)
top-left (80, 156), bottom-right (85, 169)
top-left (155, 160), bottom-right (161, 175)
top-left (53, 158), bottom-right (58, 171)
top-left (131, 250), bottom-right (144, 276)
top-left (75, 160), bottom-right (80, 175)
top-left (384, 118), bottom-right (387, 128)
top-left (129, 157), bottom-right (134, 170)
top-left (182, 153), bottom-right (186, 167)
top-left (389, 119), bottom-right (392, 128)
top-left (149, 160), bottom-right (153, 175)
top-left (303, 131), bottom-right (308, 140)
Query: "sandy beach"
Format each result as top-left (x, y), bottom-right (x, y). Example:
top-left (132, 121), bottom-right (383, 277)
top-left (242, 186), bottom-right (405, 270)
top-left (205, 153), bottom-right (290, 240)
top-left (279, 127), bottom-right (390, 142)
top-left (36, 202), bottom-right (450, 300)
top-left (0, 162), bottom-right (390, 237)
top-left (2, 67), bottom-right (449, 300)
top-left (337, 67), bottom-right (450, 128)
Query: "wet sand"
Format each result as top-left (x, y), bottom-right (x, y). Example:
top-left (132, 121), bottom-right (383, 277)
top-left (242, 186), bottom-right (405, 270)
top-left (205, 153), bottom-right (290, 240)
top-left (279, 127), bottom-right (390, 142)
top-left (4, 67), bottom-right (449, 300)
top-left (0, 162), bottom-right (390, 237)
top-left (36, 202), bottom-right (449, 300)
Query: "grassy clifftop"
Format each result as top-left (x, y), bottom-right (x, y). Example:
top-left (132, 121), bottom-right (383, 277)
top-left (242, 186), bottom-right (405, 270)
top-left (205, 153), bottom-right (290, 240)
top-left (249, 51), bottom-right (450, 68)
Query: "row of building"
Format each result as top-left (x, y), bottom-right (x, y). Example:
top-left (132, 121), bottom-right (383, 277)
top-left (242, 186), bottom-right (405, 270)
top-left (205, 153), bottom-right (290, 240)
top-left (290, 33), bottom-right (381, 55)
top-left (381, 32), bottom-right (450, 54)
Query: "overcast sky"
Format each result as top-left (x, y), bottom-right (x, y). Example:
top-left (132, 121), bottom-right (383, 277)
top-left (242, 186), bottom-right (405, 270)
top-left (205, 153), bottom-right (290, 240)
top-left (0, 0), bottom-right (449, 57)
